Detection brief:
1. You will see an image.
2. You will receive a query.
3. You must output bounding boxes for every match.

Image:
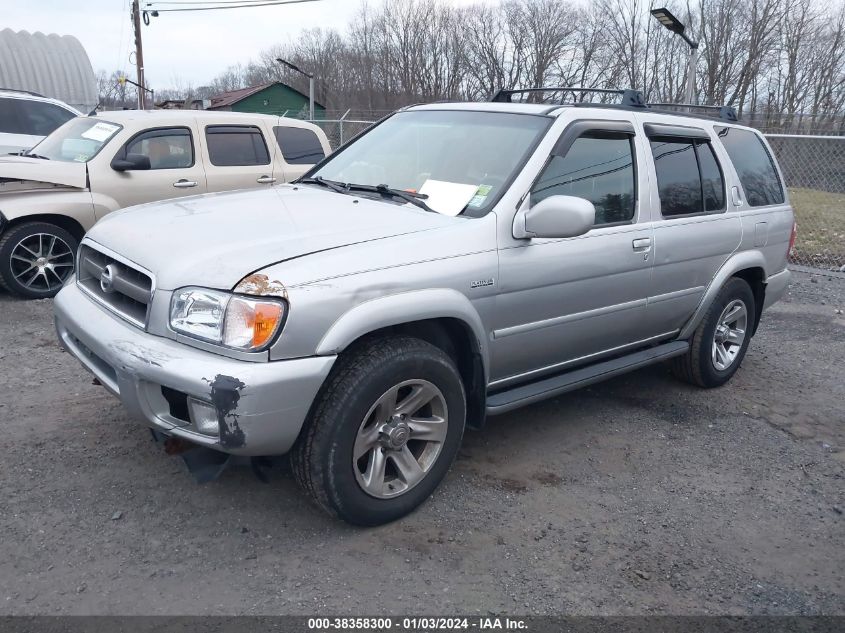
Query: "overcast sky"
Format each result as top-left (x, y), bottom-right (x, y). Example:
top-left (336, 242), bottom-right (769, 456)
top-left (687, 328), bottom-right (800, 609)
top-left (4, 0), bottom-right (485, 89)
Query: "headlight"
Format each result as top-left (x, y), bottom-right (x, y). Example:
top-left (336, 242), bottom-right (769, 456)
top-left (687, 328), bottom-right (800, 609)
top-left (170, 287), bottom-right (286, 351)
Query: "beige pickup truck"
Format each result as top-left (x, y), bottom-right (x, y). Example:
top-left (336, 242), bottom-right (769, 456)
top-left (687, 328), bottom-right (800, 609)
top-left (0, 110), bottom-right (330, 298)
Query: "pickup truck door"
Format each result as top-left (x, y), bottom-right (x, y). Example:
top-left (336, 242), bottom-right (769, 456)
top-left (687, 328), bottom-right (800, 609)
top-left (491, 119), bottom-right (657, 387)
top-left (201, 122), bottom-right (277, 193)
top-left (90, 124), bottom-right (208, 210)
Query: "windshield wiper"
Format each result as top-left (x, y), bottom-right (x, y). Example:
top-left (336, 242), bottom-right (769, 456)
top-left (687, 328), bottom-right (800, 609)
top-left (22, 151), bottom-right (50, 160)
top-left (346, 183), bottom-right (435, 213)
top-left (298, 176), bottom-right (348, 194)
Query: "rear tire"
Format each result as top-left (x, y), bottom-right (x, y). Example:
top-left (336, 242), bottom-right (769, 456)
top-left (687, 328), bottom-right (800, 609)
top-left (291, 335), bottom-right (466, 526)
top-left (671, 277), bottom-right (755, 388)
top-left (0, 222), bottom-right (78, 299)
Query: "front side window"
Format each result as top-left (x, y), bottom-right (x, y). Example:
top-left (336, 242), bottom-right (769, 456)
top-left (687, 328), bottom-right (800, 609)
top-left (309, 110), bottom-right (551, 216)
top-left (28, 117), bottom-right (122, 162)
top-left (205, 125), bottom-right (270, 166)
top-left (716, 126), bottom-right (784, 207)
top-left (650, 138), bottom-right (725, 217)
top-left (123, 127), bottom-right (194, 169)
top-left (20, 101), bottom-right (77, 136)
top-left (274, 126), bottom-right (325, 164)
top-left (531, 134), bottom-right (636, 226)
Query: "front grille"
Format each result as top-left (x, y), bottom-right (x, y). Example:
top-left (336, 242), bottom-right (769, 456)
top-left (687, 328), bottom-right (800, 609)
top-left (77, 243), bottom-right (154, 328)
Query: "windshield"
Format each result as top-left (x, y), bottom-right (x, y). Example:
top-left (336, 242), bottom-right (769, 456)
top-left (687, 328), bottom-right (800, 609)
top-left (29, 117), bottom-right (122, 162)
top-left (309, 110), bottom-right (550, 216)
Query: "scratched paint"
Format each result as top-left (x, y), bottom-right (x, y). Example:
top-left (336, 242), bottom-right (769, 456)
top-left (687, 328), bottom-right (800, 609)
top-left (207, 374), bottom-right (246, 448)
top-left (234, 273), bottom-right (287, 297)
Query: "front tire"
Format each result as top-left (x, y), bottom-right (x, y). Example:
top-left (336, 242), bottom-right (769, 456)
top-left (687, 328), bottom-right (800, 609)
top-left (291, 335), bottom-right (466, 526)
top-left (671, 277), bottom-right (755, 388)
top-left (0, 222), bottom-right (78, 299)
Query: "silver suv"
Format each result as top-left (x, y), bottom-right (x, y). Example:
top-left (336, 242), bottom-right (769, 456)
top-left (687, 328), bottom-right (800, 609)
top-left (54, 90), bottom-right (794, 525)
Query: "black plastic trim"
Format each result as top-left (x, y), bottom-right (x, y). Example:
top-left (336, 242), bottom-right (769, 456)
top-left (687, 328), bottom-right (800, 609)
top-left (643, 123), bottom-right (711, 139)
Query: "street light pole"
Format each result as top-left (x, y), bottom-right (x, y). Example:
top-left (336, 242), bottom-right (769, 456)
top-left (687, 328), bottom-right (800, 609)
top-left (650, 7), bottom-right (698, 106)
top-left (276, 58), bottom-right (315, 120)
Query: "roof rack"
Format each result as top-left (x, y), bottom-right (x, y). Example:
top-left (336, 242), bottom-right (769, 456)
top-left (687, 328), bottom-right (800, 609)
top-left (646, 102), bottom-right (738, 122)
top-left (491, 87), bottom-right (646, 108)
top-left (0, 87), bottom-right (46, 98)
top-left (490, 86), bottom-right (739, 122)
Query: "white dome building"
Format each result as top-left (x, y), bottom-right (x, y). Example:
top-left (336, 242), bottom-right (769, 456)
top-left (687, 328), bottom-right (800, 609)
top-left (0, 28), bottom-right (97, 113)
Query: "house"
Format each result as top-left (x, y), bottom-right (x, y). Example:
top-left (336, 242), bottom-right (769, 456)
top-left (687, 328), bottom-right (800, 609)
top-left (207, 81), bottom-right (326, 119)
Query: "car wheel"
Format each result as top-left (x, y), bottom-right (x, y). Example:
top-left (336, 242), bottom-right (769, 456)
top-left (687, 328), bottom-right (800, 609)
top-left (671, 277), bottom-right (755, 388)
top-left (291, 335), bottom-right (466, 526)
top-left (0, 222), bottom-right (78, 299)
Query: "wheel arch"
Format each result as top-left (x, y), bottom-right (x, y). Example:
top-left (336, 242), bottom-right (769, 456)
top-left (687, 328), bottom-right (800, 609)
top-left (315, 289), bottom-right (489, 429)
top-left (679, 251), bottom-right (769, 340)
top-left (1, 213), bottom-right (86, 242)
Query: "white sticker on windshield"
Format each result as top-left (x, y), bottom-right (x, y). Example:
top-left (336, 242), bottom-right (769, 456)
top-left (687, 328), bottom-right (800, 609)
top-left (418, 179), bottom-right (479, 216)
top-left (81, 122), bottom-right (120, 142)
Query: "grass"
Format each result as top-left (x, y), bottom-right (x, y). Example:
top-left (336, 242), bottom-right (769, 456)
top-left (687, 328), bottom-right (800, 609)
top-left (787, 187), bottom-right (845, 268)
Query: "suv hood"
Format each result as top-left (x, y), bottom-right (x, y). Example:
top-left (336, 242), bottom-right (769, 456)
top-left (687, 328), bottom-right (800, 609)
top-left (87, 184), bottom-right (458, 291)
top-left (0, 155), bottom-right (87, 191)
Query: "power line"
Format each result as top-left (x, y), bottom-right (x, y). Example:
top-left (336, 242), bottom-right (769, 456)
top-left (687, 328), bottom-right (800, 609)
top-left (143, 0), bottom-right (321, 11)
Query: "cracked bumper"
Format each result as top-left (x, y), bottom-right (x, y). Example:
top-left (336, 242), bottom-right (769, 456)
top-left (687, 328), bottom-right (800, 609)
top-left (54, 282), bottom-right (335, 456)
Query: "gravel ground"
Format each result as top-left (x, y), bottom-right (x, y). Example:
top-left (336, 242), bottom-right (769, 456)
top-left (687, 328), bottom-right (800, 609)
top-left (0, 271), bottom-right (842, 616)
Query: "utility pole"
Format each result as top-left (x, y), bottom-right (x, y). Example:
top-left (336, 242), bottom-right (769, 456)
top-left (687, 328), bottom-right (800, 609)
top-left (131, 0), bottom-right (147, 109)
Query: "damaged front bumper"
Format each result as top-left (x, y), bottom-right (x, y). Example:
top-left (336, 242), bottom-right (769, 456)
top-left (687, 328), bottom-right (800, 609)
top-left (54, 282), bottom-right (336, 456)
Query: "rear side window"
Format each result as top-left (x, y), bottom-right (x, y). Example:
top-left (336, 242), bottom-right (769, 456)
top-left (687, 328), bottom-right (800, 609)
top-left (650, 138), bottom-right (725, 216)
top-left (274, 126), bottom-right (325, 164)
top-left (716, 126), bottom-right (784, 206)
top-left (205, 125), bottom-right (270, 166)
top-left (531, 134), bottom-right (636, 226)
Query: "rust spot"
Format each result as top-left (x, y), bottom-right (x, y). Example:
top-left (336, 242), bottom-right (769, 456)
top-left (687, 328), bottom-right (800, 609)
top-left (235, 274), bottom-right (287, 298)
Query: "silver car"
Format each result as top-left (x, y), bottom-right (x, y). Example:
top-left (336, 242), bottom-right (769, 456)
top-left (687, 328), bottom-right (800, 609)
top-left (54, 92), bottom-right (794, 525)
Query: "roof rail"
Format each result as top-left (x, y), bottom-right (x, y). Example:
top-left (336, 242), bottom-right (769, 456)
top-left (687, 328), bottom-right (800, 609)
top-left (491, 87), bottom-right (646, 108)
top-left (646, 102), bottom-right (738, 122)
top-left (0, 87), bottom-right (46, 98)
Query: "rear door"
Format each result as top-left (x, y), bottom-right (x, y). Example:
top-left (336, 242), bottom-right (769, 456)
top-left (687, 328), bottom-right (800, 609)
top-left (638, 118), bottom-right (741, 334)
top-left (270, 120), bottom-right (329, 182)
top-left (91, 123), bottom-right (208, 209)
top-left (201, 122), bottom-right (276, 193)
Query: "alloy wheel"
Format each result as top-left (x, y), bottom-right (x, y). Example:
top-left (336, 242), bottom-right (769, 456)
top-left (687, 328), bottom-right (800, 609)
top-left (712, 299), bottom-right (748, 371)
top-left (9, 233), bottom-right (75, 293)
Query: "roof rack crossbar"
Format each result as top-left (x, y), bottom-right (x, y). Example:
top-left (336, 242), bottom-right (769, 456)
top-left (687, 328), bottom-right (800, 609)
top-left (491, 87), bottom-right (646, 108)
top-left (646, 102), bottom-right (738, 122)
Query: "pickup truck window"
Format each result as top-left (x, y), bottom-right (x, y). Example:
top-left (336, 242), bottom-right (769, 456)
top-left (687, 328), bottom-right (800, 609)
top-left (531, 134), bottom-right (636, 226)
top-left (650, 138), bottom-right (725, 216)
top-left (274, 126), bottom-right (325, 164)
top-left (124, 127), bottom-right (194, 169)
top-left (715, 126), bottom-right (784, 207)
top-left (308, 110), bottom-right (550, 217)
top-left (205, 125), bottom-right (270, 167)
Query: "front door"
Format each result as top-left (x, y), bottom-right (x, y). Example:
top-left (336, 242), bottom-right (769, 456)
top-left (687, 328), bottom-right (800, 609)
top-left (491, 120), bottom-right (655, 387)
top-left (91, 125), bottom-right (208, 210)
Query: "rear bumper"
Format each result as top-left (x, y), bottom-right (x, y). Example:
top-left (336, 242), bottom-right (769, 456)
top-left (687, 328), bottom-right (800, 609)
top-left (763, 268), bottom-right (791, 310)
top-left (54, 282), bottom-right (335, 456)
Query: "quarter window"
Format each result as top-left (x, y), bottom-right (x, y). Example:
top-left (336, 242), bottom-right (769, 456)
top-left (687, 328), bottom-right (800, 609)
top-left (274, 126), bottom-right (325, 164)
top-left (715, 126), bottom-right (784, 206)
top-left (205, 125), bottom-right (270, 166)
top-left (650, 138), bottom-right (725, 216)
top-left (531, 134), bottom-right (636, 226)
top-left (124, 127), bottom-right (194, 169)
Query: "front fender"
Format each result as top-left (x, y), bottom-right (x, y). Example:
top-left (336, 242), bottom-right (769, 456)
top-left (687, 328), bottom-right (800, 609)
top-left (678, 250), bottom-right (770, 340)
top-left (316, 287), bottom-right (491, 376)
top-left (0, 190), bottom-right (97, 230)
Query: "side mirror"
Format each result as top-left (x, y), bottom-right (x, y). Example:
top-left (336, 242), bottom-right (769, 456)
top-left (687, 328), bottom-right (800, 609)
top-left (111, 153), bottom-right (151, 172)
top-left (514, 195), bottom-right (595, 239)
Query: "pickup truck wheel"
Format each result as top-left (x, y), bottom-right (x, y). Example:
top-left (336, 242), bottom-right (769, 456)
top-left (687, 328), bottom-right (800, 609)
top-left (671, 277), bottom-right (755, 388)
top-left (291, 335), bottom-right (466, 526)
top-left (0, 222), bottom-right (78, 299)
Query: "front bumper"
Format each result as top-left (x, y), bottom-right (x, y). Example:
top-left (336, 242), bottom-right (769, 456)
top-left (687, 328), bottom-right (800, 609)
top-left (54, 282), bottom-right (336, 456)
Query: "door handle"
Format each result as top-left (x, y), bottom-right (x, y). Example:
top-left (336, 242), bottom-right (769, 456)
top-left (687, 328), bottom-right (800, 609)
top-left (173, 179), bottom-right (197, 189)
top-left (256, 175), bottom-right (277, 184)
top-left (731, 186), bottom-right (742, 207)
top-left (632, 237), bottom-right (652, 251)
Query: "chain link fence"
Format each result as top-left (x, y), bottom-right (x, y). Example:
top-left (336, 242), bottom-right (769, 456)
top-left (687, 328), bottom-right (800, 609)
top-left (292, 114), bottom-right (843, 272)
top-left (766, 135), bottom-right (845, 272)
